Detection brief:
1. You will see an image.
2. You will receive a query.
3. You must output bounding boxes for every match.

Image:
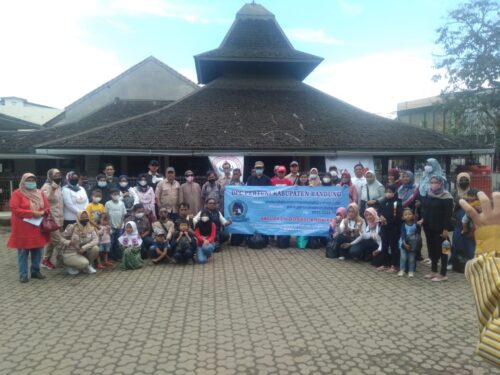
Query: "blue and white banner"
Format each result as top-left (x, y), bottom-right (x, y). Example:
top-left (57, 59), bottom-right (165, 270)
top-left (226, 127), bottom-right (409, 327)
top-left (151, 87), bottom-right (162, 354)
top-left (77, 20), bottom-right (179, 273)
top-left (224, 186), bottom-right (349, 236)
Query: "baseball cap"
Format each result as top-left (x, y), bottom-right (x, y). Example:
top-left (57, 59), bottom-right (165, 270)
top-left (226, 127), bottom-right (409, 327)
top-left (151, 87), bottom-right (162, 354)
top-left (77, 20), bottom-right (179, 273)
top-left (254, 161), bottom-right (264, 168)
top-left (184, 170), bottom-right (194, 176)
top-left (290, 161), bottom-right (299, 167)
top-left (166, 167), bottom-right (175, 173)
top-left (277, 166), bottom-right (286, 173)
top-left (149, 160), bottom-right (160, 166)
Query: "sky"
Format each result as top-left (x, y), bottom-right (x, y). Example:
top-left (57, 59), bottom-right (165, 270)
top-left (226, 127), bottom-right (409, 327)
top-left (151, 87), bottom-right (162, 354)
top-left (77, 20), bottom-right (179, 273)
top-left (0, 0), bottom-right (461, 118)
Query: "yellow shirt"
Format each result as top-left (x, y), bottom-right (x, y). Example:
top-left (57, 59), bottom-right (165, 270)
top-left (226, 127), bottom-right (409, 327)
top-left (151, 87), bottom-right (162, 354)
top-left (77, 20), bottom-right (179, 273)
top-left (85, 202), bottom-right (105, 224)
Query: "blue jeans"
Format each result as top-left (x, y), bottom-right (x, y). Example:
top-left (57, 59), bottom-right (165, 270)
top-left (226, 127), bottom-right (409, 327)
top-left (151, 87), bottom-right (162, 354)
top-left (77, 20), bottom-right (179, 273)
top-left (197, 243), bottom-right (215, 264)
top-left (174, 250), bottom-right (194, 264)
top-left (17, 248), bottom-right (42, 279)
top-left (400, 247), bottom-right (416, 272)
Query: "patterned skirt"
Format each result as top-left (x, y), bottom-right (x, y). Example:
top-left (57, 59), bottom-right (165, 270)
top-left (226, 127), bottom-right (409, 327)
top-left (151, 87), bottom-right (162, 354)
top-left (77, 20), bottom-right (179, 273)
top-left (120, 246), bottom-right (144, 270)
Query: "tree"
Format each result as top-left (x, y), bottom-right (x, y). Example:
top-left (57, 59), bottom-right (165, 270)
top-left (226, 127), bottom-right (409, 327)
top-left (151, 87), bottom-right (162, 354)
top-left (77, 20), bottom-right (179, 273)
top-left (433, 0), bottom-right (500, 168)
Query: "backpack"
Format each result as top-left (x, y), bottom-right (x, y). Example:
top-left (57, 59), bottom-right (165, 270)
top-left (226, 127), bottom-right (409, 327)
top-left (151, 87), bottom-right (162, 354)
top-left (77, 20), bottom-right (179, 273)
top-left (325, 239), bottom-right (337, 258)
top-left (248, 233), bottom-right (267, 249)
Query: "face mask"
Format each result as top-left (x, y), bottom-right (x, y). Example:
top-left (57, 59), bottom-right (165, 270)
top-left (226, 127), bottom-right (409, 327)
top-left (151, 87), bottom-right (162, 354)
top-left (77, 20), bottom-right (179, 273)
top-left (424, 165), bottom-right (433, 173)
top-left (97, 181), bottom-right (107, 188)
top-left (255, 169), bottom-right (263, 176)
top-left (322, 178), bottom-right (331, 184)
top-left (119, 182), bottom-right (128, 187)
top-left (69, 179), bottom-right (79, 186)
top-left (93, 197), bottom-right (102, 203)
top-left (208, 179), bottom-right (216, 184)
top-left (52, 177), bottom-right (62, 184)
top-left (201, 216), bottom-right (210, 223)
top-left (80, 219), bottom-right (89, 226)
top-left (459, 182), bottom-right (469, 189)
top-left (112, 195), bottom-right (120, 201)
top-left (186, 176), bottom-right (194, 182)
top-left (135, 213), bottom-right (145, 219)
top-left (139, 180), bottom-right (147, 186)
top-left (24, 181), bottom-right (37, 190)
top-left (310, 174), bottom-right (318, 180)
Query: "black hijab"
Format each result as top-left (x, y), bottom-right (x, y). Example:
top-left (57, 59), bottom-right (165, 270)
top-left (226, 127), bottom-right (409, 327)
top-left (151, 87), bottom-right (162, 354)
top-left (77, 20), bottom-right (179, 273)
top-left (196, 209), bottom-right (213, 236)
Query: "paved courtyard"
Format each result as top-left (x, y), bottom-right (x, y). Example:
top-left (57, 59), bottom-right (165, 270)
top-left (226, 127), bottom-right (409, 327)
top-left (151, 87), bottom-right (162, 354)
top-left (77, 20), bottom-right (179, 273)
top-left (0, 227), bottom-right (498, 375)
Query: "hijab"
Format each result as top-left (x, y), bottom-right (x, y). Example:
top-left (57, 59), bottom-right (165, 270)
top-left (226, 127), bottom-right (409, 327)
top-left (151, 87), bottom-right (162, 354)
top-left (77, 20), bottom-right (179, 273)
top-left (364, 207), bottom-right (380, 229)
top-left (65, 171), bottom-right (80, 192)
top-left (344, 202), bottom-right (364, 226)
top-left (419, 158), bottom-right (446, 196)
top-left (330, 207), bottom-right (348, 230)
top-left (309, 168), bottom-right (321, 187)
top-left (455, 172), bottom-right (471, 199)
top-left (398, 171), bottom-right (418, 202)
top-left (119, 221), bottom-right (143, 247)
top-left (340, 171), bottom-right (352, 186)
top-left (118, 175), bottom-right (130, 193)
top-left (46, 168), bottom-right (61, 184)
top-left (427, 175), bottom-right (453, 200)
top-left (75, 210), bottom-right (95, 235)
top-left (137, 173), bottom-right (150, 192)
top-left (196, 209), bottom-right (213, 236)
top-left (19, 172), bottom-right (44, 211)
top-left (365, 170), bottom-right (377, 185)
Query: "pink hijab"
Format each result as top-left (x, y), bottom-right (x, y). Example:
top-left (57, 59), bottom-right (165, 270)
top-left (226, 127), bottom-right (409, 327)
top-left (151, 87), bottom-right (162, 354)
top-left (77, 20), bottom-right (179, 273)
top-left (364, 207), bottom-right (379, 228)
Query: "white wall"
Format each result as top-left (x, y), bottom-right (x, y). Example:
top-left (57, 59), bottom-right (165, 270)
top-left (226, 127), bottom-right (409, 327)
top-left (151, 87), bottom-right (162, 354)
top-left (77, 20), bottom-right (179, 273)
top-left (0, 98), bottom-right (62, 125)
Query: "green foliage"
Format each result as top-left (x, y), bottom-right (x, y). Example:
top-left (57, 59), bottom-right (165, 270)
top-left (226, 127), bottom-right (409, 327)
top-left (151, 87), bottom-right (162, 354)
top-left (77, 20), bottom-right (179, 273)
top-left (433, 0), bottom-right (500, 148)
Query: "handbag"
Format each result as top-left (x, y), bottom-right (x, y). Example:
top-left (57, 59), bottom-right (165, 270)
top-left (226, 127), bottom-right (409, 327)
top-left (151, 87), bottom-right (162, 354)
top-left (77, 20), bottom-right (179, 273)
top-left (41, 213), bottom-right (60, 233)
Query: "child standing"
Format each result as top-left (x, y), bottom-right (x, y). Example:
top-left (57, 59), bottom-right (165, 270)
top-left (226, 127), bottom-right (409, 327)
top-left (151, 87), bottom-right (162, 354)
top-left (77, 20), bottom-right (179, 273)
top-left (86, 189), bottom-right (105, 225)
top-left (119, 222), bottom-right (143, 270)
top-left (97, 213), bottom-right (113, 268)
top-left (398, 208), bottom-right (422, 278)
top-left (105, 188), bottom-right (127, 261)
top-left (461, 189), bottom-right (481, 259)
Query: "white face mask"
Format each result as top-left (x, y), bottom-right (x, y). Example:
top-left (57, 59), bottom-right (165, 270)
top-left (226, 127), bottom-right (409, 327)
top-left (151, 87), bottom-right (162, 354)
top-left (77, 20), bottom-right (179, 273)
top-left (201, 216), bottom-right (210, 223)
top-left (93, 197), bottom-right (102, 203)
top-left (119, 182), bottom-right (128, 187)
top-left (135, 213), bottom-right (145, 219)
top-left (424, 165), bottom-right (433, 173)
top-left (322, 178), bottom-right (331, 184)
top-left (186, 176), bottom-right (194, 182)
top-left (139, 180), bottom-right (147, 186)
top-left (310, 174), bottom-right (318, 180)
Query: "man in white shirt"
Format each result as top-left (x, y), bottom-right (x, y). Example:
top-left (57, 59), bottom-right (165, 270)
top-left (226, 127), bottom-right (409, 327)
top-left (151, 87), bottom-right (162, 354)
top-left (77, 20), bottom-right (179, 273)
top-left (351, 163), bottom-right (367, 202)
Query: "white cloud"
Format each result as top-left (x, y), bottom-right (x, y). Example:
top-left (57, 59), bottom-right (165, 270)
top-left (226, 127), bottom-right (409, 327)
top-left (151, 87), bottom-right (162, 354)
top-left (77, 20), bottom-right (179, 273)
top-left (286, 28), bottom-right (343, 46)
top-left (306, 50), bottom-right (446, 118)
top-left (337, 0), bottom-right (363, 15)
top-left (0, 0), bottom-right (125, 109)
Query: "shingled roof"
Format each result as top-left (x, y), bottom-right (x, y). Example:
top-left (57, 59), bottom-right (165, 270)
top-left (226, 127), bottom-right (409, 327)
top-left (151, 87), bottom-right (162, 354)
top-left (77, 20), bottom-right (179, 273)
top-left (0, 113), bottom-right (40, 131)
top-left (0, 99), bottom-right (171, 153)
top-left (194, 3), bottom-right (323, 84)
top-left (36, 77), bottom-right (485, 154)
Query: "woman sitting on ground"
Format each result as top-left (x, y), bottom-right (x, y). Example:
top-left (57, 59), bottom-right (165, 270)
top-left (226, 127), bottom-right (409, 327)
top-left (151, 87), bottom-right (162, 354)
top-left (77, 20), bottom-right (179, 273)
top-left (341, 207), bottom-right (381, 262)
top-left (194, 198), bottom-right (232, 250)
top-left (61, 211), bottom-right (99, 275)
top-left (333, 203), bottom-right (364, 259)
top-left (194, 209), bottom-right (217, 264)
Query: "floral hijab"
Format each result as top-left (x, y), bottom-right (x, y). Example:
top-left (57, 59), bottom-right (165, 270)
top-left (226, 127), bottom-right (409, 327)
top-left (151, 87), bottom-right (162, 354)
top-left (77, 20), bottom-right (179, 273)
top-left (19, 172), bottom-right (44, 211)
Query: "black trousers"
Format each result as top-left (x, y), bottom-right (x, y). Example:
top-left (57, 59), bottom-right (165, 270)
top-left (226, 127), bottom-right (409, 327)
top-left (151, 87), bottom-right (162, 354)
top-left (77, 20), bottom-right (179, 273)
top-left (425, 227), bottom-right (448, 276)
top-left (379, 224), bottom-right (400, 268)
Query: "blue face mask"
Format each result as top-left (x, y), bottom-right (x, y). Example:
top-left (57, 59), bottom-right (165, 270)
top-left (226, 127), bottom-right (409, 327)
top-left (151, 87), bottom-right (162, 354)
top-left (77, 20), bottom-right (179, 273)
top-left (97, 181), bottom-right (107, 188)
top-left (255, 169), bottom-right (263, 176)
top-left (24, 182), bottom-right (37, 190)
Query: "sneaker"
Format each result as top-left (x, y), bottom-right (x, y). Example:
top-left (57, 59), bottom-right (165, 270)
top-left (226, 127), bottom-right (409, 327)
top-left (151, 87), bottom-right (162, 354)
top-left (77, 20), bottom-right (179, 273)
top-left (446, 264), bottom-right (452, 271)
top-left (87, 265), bottom-right (97, 274)
top-left (19, 277), bottom-right (29, 283)
top-left (31, 271), bottom-right (45, 279)
top-left (338, 257), bottom-right (345, 260)
top-left (397, 271), bottom-right (404, 277)
top-left (431, 276), bottom-right (448, 282)
top-left (408, 272), bottom-right (414, 278)
top-left (47, 259), bottom-right (56, 269)
top-left (41, 259), bottom-right (50, 269)
top-left (66, 267), bottom-right (79, 275)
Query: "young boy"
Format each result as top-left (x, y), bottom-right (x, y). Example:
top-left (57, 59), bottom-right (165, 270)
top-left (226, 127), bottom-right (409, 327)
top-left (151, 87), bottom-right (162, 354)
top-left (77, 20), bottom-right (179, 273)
top-left (172, 219), bottom-right (196, 264)
top-left (86, 189), bottom-right (105, 225)
top-left (398, 208), bottom-right (422, 278)
top-left (105, 188), bottom-right (127, 261)
top-left (150, 231), bottom-right (172, 264)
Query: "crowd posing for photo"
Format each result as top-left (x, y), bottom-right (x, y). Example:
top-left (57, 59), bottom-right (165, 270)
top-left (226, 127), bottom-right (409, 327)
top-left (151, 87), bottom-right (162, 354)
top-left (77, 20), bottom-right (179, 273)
top-left (7, 158), bottom-right (480, 284)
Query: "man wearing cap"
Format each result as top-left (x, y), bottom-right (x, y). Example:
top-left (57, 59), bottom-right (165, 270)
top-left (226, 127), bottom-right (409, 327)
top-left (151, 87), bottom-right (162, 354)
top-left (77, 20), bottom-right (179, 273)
top-left (285, 161), bottom-right (300, 185)
top-left (146, 160), bottom-right (164, 190)
top-left (271, 166), bottom-right (293, 186)
top-left (179, 170), bottom-right (202, 216)
top-left (246, 161), bottom-right (272, 186)
top-left (155, 167), bottom-right (181, 222)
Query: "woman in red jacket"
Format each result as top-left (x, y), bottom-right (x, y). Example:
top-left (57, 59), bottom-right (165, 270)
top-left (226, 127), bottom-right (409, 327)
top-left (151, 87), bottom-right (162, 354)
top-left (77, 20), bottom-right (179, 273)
top-left (8, 173), bottom-right (50, 283)
top-left (194, 209), bottom-right (216, 264)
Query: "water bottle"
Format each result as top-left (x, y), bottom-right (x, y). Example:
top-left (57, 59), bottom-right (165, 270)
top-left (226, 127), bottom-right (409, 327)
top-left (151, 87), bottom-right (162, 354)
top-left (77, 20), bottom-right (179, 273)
top-left (441, 239), bottom-right (451, 255)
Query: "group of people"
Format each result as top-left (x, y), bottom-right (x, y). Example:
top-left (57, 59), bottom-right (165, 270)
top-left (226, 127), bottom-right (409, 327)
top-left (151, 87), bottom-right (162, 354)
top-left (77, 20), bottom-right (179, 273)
top-left (6, 158), bottom-right (479, 285)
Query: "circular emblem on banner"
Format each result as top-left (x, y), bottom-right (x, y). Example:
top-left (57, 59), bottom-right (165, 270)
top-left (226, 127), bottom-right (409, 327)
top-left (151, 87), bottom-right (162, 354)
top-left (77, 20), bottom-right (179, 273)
top-left (229, 200), bottom-right (247, 221)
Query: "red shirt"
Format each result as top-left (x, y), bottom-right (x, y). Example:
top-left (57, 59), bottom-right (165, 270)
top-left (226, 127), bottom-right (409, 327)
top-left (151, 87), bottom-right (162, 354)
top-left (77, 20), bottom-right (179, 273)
top-left (271, 177), bottom-right (293, 186)
top-left (8, 189), bottom-right (50, 249)
top-left (194, 223), bottom-right (217, 246)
